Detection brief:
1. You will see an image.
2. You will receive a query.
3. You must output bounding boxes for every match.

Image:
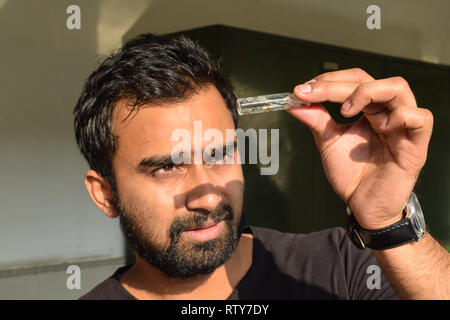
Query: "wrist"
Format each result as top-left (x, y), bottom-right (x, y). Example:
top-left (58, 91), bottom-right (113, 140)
top-left (345, 193), bottom-right (426, 250)
top-left (359, 211), bottom-right (405, 230)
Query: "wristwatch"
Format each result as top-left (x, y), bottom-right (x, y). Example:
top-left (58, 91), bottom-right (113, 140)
top-left (346, 192), bottom-right (427, 250)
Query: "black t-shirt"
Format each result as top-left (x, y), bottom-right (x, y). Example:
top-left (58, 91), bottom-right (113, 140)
top-left (79, 226), bottom-right (399, 300)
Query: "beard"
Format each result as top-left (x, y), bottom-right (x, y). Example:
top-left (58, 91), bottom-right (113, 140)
top-left (113, 189), bottom-right (247, 279)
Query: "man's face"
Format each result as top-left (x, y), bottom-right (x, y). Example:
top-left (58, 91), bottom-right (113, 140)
top-left (110, 84), bottom-right (245, 279)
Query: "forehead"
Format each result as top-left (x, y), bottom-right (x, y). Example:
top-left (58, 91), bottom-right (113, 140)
top-left (111, 84), bottom-right (235, 160)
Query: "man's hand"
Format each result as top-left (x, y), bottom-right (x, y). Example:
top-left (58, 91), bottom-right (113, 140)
top-left (288, 68), bottom-right (449, 300)
top-left (287, 68), bottom-right (434, 230)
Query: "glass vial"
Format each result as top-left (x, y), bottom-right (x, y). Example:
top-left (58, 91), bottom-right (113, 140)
top-left (237, 92), bottom-right (309, 116)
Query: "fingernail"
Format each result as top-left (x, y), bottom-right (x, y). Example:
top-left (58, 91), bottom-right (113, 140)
top-left (297, 84), bottom-right (312, 93)
top-left (342, 100), bottom-right (352, 112)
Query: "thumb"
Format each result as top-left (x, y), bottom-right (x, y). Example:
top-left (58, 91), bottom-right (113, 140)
top-left (286, 103), bottom-right (340, 146)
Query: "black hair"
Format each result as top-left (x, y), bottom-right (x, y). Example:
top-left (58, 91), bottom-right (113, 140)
top-left (73, 33), bottom-right (239, 187)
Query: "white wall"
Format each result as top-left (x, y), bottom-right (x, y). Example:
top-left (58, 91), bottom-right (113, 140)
top-left (0, 0), bottom-right (153, 299)
top-left (0, 0), bottom-right (134, 273)
top-left (126, 0), bottom-right (450, 66)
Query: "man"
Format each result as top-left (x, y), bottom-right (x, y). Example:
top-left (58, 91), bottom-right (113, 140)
top-left (74, 33), bottom-right (449, 300)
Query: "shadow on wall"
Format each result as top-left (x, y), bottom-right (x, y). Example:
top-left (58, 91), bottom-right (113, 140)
top-left (0, 0), bottom-right (99, 137)
top-left (122, 0), bottom-right (422, 62)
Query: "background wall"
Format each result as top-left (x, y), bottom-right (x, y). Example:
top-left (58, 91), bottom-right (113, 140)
top-left (0, 0), bottom-right (448, 299)
top-left (126, 0), bottom-right (450, 66)
top-left (0, 0), bottom-right (148, 299)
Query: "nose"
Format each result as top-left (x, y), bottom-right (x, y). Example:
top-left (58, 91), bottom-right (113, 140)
top-left (185, 165), bottom-right (222, 213)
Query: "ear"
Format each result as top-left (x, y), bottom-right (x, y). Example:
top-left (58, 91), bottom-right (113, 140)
top-left (84, 170), bottom-right (119, 218)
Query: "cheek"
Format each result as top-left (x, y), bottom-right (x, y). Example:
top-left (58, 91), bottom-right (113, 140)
top-left (222, 166), bottom-right (244, 217)
top-left (120, 187), bottom-right (175, 243)
top-left (220, 161), bottom-right (244, 182)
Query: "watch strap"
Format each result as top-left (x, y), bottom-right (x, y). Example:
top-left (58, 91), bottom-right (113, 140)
top-left (346, 210), bottom-right (419, 250)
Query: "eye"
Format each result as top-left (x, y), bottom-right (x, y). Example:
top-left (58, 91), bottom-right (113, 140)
top-left (204, 148), bottom-right (235, 166)
top-left (223, 149), bottom-right (234, 161)
top-left (151, 164), bottom-right (177, 177)
top-left (204, 149), bottom-right (222, 165)
top-left (220, 148), bottom-right (235, 163)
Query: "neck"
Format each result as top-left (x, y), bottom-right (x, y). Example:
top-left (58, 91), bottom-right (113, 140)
top-left (119, 233), bottom-right (253, 300)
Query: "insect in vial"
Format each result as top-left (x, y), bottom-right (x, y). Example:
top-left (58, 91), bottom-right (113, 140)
top-left (237, 92), bottom-right (310, 116)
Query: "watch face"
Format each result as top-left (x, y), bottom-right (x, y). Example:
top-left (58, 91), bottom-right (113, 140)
top-left (408, 193), bottom-right (426, 237)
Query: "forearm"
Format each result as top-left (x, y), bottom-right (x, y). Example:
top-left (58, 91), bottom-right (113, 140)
top-left (372, 232), bottom-right (450, 299)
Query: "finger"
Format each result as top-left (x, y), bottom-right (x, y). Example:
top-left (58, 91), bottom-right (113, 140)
top-left (366, 106), bottom-right (434, 144)
top-left (363, 109), bottom-right (390, 136)
top-left (312, 68), bottom-right (375, 83)
top-left (386, 106), bottom-right (433, 145)
top-left (294, 80), bottom-right (359, 104)
top-left (286, 103), bottom-right (344, 147)
top-left (342, 77), bottom-right (417, 117)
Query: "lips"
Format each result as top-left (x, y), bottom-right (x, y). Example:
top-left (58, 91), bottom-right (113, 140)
top-left (182, 220), bottom-right (225, 242)
top-left (184, 220), bottom-right (220, 232)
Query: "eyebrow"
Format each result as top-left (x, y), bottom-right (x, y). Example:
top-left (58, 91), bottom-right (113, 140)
top-left (137, 155), bottom-right (174, 171)
top-left (136, 139), bottom-right (238, 170)
top-left (214, 139), bottom-right (238, 152)
top-left (204, 140), bottom-right (238, 158)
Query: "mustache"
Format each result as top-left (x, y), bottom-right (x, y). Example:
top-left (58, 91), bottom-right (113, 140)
top-left (169, 202), bottom-right (234, 240)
